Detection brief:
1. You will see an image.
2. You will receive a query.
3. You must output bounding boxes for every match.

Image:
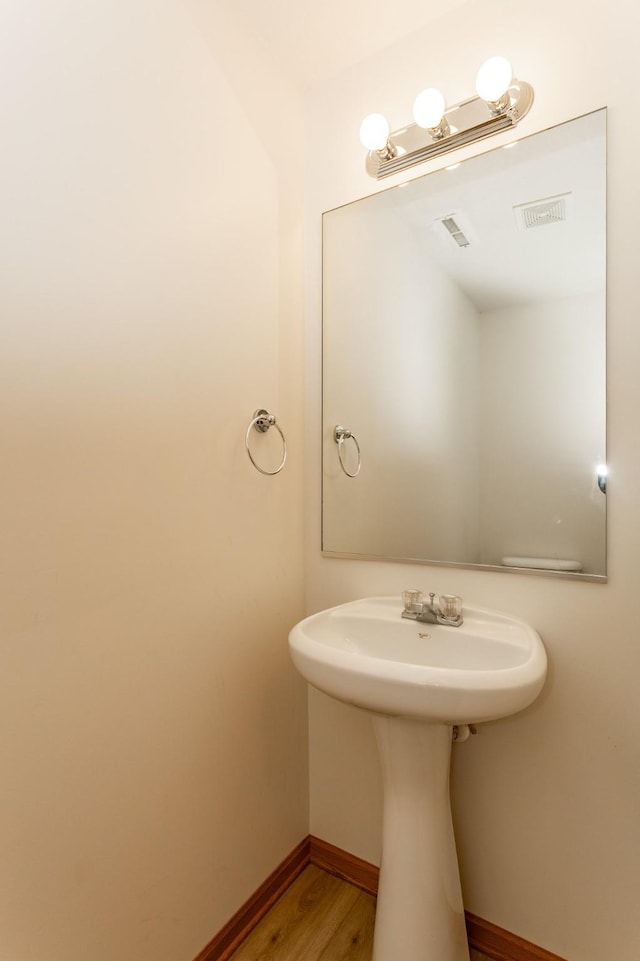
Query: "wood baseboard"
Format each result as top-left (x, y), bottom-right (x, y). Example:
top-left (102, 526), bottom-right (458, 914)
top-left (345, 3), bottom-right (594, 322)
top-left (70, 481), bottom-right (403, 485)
top-left (192, 837), bottom-right (310, 961)
top-left (308, 834), bottom-right (379, 896)
top-left (465, 913), bottom-right (570, 961)
top-left (194, 834), bottom-right (570, 961)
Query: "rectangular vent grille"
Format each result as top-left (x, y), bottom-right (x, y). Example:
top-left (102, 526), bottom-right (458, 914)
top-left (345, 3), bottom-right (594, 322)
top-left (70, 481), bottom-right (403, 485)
top-left (514, 193), bottom-right (571, 230)
top-left (441, 216), bottom-right (470, 247)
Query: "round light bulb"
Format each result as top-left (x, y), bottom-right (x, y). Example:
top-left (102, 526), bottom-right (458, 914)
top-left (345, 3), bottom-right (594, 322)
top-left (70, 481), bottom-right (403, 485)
top-left (412, 88), bottom-right (446, 129)
top-left (475, 56), bottom-right (513, 102)
top-left (359, 113), bottom-right (390, 151)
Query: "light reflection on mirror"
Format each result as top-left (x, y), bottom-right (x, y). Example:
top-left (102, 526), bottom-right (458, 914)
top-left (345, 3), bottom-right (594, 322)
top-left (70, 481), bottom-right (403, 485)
top-left (322, 110), bottom-right (606, 579)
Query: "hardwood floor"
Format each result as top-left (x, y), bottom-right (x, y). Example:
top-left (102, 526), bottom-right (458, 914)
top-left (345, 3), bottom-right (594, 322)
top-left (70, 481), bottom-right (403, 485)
top-left (229, 865), bottom-right (494, 961)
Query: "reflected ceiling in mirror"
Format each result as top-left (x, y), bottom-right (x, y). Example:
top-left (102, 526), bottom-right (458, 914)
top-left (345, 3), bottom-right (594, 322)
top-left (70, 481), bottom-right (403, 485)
top-left (322, 110), bottom-right (606, 579)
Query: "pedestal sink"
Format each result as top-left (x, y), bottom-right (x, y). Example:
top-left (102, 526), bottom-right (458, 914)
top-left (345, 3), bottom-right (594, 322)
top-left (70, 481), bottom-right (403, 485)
top-left (289, 596), bottom-right (547, 961)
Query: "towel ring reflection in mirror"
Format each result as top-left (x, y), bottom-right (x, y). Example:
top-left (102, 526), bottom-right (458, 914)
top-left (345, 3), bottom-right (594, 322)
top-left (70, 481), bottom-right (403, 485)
top-left (245, 409), bottom-right (287, 475)
top-left (334, 425), bottom-right (361, 478)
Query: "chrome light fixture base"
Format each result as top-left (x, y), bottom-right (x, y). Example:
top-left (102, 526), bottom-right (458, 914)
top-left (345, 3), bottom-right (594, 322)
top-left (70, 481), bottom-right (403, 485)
top-left (365, 80), bottom-right (534, 180)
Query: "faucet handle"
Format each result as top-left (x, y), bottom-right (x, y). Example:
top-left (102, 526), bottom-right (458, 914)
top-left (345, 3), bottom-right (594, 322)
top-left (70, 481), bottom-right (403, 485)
top-left (439, 594), bottom-right (463, 620)
top-left (402, 589), bottom-right (425, 613)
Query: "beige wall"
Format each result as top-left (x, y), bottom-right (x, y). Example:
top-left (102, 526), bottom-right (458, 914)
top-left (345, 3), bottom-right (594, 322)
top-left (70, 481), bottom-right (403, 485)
top-left (305, 3), bottom-right (640, 961)
top-left (0, 3), bottom-right (307, 960)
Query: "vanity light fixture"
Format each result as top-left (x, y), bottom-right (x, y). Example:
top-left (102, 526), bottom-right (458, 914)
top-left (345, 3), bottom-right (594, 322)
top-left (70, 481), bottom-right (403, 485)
top-left (359, 56), bottom-right (533, 179)
top-left (413, 88), bottom-right (449, 138)
top-left (359, 113), bottom-right (397, 160)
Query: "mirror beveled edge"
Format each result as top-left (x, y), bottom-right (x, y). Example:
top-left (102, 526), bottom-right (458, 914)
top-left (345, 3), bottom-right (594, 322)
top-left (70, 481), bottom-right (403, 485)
top-left (320, 108), bottom-right (608, 583)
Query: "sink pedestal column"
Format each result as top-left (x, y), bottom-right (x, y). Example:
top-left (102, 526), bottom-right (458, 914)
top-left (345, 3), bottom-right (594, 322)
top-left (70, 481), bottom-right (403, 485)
top-left (372, 716), bottom-right (470, 961)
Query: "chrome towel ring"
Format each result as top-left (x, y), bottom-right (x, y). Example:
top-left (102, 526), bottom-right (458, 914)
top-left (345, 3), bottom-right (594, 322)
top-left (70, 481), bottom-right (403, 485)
top-left (334, 425), bottom-right (361, 477)
top-left (245, 409), bottom-right (287, 475)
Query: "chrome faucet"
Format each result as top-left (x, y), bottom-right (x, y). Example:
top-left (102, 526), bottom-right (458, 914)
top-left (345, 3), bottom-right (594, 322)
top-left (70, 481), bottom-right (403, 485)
top-left (401, 590), bottom-right (463, 627)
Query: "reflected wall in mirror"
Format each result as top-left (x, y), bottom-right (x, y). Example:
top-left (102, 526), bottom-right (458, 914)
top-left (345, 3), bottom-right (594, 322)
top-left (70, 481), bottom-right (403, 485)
top-left (323, 110), bottom-right (606, 578)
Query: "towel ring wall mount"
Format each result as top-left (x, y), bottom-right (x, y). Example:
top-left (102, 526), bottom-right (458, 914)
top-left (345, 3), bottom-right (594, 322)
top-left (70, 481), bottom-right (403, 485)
top-left (245, 409), bottom-right (287, 475)
top-left (334, 425), bottom-right (361, 478)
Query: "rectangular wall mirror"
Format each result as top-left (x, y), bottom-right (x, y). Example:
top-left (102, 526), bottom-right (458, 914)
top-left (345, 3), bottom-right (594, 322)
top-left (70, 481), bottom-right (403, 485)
top-left (322, 109), bottom-right (606, 579)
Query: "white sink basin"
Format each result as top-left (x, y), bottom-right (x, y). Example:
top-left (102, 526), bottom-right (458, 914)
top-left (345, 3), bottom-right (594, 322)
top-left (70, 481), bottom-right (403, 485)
top-left (289, 596), bottom-right (547, 723)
